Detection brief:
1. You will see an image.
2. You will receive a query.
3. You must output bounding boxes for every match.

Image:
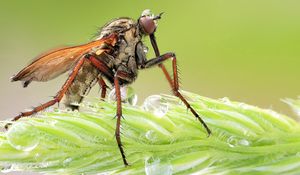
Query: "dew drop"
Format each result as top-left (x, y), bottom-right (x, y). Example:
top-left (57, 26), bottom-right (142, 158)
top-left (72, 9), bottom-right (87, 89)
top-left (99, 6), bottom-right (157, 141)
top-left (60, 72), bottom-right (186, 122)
top-left (238, 139), bottom-right (250, 146)
top-left (50, 120), bottom-right (58, 126)
top-left (145, 130), bottom-right (157, 142)
top-left (220, 97), bottom-right (231, 104)
top-left (7, 123), bottom-right (39, 152)
top-left (108, 86), bottom-right (138, 106)
top-left (238, 103), bottom-right (250, 110)
top-left (63, 157), bottom-right (73, 167)
top-left (1, 165), bottom-right (13, 173)
top-left (35, 153), bottom-right (41, 161)
top-left (143, 95), bottom-right (168, 117)
top-left (38, 162), bottom-right (51, 168)
top-left (143, 46), bottom-right (149, 53)
top-left (227, 136), bottom-right (251, 147)
top-left (126, 86), bottom-right (138, 106)
top-left (227, 136), bottom-right (238, 148)
top-left (145, 158), bottom-right (172, 175)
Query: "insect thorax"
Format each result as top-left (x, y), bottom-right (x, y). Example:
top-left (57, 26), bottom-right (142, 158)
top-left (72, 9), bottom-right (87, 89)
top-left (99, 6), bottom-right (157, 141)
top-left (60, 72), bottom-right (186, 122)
top-left (97, 18), bottom-right (145, 84)
top-left (63, 18), bottom-right (145, 109)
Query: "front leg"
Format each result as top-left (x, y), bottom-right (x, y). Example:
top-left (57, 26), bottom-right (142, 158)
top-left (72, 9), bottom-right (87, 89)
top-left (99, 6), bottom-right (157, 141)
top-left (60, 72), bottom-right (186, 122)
top-left (143, 52), bottom-right (212, 136)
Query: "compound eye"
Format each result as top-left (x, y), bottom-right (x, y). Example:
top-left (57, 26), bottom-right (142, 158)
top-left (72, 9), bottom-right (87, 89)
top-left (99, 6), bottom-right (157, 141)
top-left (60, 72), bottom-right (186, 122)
top-left (139, 16), bottom-right (156, 35)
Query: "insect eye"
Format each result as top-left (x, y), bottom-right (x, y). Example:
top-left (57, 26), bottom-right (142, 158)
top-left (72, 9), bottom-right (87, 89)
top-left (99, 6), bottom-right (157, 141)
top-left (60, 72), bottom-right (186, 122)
top-left (139, 16), bottom-right (156, 35)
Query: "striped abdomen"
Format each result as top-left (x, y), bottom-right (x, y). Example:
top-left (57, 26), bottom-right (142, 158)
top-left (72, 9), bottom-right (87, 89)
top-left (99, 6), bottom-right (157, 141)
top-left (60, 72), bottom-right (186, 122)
top-left (63, 61), bottom-right (100, 109)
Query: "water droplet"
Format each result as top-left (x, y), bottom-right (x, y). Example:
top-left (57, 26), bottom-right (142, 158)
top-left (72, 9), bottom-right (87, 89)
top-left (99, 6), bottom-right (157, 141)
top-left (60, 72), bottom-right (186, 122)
top-left (63, 157), bottom-right (73, 167)
top-left (145, 158), bottom-right (172, 175)
top-left (238, 139), bottom-right (250, 146)
top-left (143, 46), bottom-right (149, 53)
top-left (220, 97), bottom-right (232, 105)
top-left (108, 86), bottom-right (138, 106)
top-left (50, 120), bottom-right (58, 126)
top-left (227, 136), bottom-right (238, 148)
top-left (143, 95), bottom-right (168, 117)
top-left (35, 153), bottom-right (41, 161)
top-left (1, 165), bottom-right (13, 173)
top-left (242, 130), bottom-right (252, 137)
top-left (227, 136), bottom-right (251, 147)
top-left (126, 86), bottom-right (138, 106)
top-left (38, 162), bottom-right (51, 168)
top-left (145, 130), bottom-right (157, 142)
top-left (7, 123), bottom-right (39, 151)
top-left (238, 103), bottom-right (250, 110)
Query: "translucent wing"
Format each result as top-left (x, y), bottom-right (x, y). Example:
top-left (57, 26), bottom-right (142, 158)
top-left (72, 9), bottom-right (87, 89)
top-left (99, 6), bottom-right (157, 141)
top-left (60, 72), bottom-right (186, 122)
top-left (12, 34), bottom-right (117, 87)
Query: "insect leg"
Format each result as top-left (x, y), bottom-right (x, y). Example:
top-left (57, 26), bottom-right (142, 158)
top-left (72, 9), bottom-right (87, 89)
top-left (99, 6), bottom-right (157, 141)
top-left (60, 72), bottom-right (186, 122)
top-left (149, 34), bottom-right (211, 135)
top-left (98, 77), bottom-right (108, 99)
top-left (167, 55), bottom-right (211, 136)
top-left (86, 54), bottom-right (129, 165)
top-left (144, 52), bottom-right (212, 136)
top-left (114, 71), bottom-right (129, 166)
top-left (5, 57), bottom-right (86, 129)
top-left (86, 54), bottom-right (113, 98)
top-left (86, 54), bottom-right (114, 83)
top-left (148, 34), bottom-right (173, 88)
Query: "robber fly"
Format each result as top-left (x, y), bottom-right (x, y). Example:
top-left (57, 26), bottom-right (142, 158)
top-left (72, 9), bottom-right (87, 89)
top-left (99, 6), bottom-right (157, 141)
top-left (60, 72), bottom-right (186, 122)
top-left (6, 10), bottom-right (211, 166)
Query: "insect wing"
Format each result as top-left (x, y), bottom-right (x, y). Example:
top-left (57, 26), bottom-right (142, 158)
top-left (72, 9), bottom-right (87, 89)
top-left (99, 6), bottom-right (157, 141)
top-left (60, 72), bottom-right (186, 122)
top-left (12, 34), bottom-right (117, 87)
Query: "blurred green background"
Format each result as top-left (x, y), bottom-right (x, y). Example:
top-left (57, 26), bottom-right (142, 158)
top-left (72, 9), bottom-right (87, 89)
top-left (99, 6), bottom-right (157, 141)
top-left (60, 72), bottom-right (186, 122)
top-left (1, 0), bottom-right (300, 120)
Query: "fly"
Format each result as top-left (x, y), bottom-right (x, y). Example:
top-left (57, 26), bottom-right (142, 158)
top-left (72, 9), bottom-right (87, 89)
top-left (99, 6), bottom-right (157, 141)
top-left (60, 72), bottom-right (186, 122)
top-left (5, 10), bottom-right (211, 166)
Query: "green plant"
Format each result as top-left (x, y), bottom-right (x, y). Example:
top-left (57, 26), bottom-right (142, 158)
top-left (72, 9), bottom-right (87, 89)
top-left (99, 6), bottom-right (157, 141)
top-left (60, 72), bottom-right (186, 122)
top-left (1, 91), bottom-right (300, 175)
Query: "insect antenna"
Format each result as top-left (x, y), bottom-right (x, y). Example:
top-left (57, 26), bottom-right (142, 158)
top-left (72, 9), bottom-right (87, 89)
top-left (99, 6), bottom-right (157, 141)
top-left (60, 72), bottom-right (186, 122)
top-left (153, 12), bottom-right (164, 20)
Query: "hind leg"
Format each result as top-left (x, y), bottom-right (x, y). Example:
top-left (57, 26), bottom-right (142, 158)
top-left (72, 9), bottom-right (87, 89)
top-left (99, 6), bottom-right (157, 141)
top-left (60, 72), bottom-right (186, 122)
top-left (5, 56), bottom-right (87, 129)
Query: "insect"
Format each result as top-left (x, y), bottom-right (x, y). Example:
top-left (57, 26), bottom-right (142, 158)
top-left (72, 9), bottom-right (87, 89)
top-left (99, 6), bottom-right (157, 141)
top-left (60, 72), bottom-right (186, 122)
top-left (6, 10), bottom-right (211, 166)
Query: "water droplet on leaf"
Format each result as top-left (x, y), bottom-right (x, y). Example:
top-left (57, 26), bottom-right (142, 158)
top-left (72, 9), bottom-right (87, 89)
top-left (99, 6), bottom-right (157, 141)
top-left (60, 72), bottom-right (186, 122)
top-left (227, 136), bottom-right (251, 147)
top-left (145, 158), bottom-right (172, 175)
top-left (143, 46), bottom-right (149, 53)
top-left (143, 95), bottom-right (168, 117)
top-left (50, 120), bottom-right (58, 126)
top-left (145, 130), bottom-right (157, 142)
top-left (227, 136), bottom-right (238, 148)
top-left (1, 165), bottom-right (13, 173)
top-left (63, 157), bottom-right (73, 167)
top-left (7, 123), bottom-right (39, 151)
top-left (238, 139), bottom-right (250, 146)
top-left (108, 86), bottom-right (138, 106)
top-left (220, 97), bottom-right (231, 105)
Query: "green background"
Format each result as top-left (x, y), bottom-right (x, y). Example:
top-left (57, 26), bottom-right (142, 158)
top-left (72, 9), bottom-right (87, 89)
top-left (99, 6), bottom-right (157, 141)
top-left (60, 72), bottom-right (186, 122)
top-left (1, 0), bottom-right (300, 119)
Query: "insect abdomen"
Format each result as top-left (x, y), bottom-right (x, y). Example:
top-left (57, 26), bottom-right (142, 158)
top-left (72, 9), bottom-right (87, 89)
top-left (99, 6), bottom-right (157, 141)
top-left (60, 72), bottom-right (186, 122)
top-left (63, 61), bottom-right (99, 109)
